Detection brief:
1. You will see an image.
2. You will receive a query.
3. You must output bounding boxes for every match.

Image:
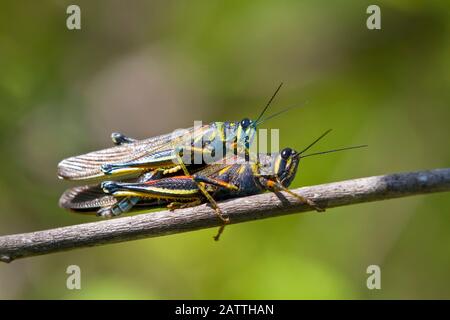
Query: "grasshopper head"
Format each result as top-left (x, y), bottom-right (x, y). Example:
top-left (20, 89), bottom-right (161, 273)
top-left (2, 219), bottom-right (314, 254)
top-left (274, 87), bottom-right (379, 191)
top-left (273, 147), bottom-right (300, 188)
top-left (271, 132), bottom-right (368, 187)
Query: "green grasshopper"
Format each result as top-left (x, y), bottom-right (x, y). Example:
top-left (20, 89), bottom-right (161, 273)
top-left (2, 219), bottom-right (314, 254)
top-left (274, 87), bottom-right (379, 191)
top-left (58, 84), bottom-right (289, 221)
top-left (59, 129), bottom-right (366, 240)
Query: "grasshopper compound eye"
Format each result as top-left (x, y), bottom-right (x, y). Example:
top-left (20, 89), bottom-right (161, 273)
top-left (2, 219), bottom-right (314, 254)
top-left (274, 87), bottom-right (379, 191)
top-left (240, 118), bottom-right (251, 129)
top-left (281, 148), bottom-right (293, 159)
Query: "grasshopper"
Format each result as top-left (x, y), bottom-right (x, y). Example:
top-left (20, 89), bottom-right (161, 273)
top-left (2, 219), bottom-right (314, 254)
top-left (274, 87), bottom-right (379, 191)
top-left (60, 147), bottom-right (312, 240)
top-left (59, 129), bottom-right (366, 240)
top-left (58, 84), bottom-right (290, 220)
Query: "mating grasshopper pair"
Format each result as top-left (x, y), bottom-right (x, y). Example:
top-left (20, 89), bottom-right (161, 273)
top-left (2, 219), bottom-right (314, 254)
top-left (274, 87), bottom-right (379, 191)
top-left (59, 85), bottom-right (286, 222)
top-left (58, 86), bottom-right (366, 239)
top-left (59, 144), bottom-right (308, 240)
top-left (58, 129), bottom-right (364, 240)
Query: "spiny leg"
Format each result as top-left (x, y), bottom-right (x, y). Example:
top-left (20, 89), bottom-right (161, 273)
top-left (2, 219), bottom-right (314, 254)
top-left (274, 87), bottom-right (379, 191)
top-left (101, 178), bottom-right (200, 202)
top-left (263, 178), bottom-right (325, 212)
top-left (101, 179), bottom-right (210, 232)
top-left (282, 187), bottom-right (324, 212)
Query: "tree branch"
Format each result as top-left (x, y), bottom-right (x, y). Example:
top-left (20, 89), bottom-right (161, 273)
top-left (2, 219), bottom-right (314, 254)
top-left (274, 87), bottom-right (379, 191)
top-left (1, 168), bottom-right (449, 263)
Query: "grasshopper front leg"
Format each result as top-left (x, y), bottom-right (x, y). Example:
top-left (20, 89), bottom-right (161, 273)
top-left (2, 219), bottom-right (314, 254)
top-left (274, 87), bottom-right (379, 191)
top-left (259, 177), bottom-right (325, 212)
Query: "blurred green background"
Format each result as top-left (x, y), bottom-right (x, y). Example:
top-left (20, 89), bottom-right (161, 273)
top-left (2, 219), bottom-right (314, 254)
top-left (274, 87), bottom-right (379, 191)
top-left (0, 0), bottom-right (449, 299)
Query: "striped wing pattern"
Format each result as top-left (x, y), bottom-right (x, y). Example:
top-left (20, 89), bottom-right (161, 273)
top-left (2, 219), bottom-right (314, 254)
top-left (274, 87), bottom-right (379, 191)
top-left (59, 184), bottom-right (117, 212)
top-left (57, 127), bottom-right (198, 181)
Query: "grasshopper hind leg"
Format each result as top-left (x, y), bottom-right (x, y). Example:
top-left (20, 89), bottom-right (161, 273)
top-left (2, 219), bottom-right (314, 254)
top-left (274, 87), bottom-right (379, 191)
top-left (98, 171), bottom-right (163, 218)
top-left (101, 176), bottom-right (231, 241)
top-left (263, 178), bottom-right (325, 212)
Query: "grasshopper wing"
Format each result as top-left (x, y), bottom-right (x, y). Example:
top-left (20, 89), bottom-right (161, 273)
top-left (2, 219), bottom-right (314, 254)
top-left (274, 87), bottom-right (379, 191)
top-left (57, 127), bottom-right (198, 181)
top-left (59, 184), bottom-right (164, 213)
top-left (59, 184), bottom-right (117, 213)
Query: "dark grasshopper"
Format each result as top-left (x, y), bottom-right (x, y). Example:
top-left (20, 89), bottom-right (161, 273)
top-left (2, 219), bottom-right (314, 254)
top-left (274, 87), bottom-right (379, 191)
top-left (60, 148), bottom-right (310, 214)
top-left (58, 84), bottom-right (286, 220)
top-left (59, 129), bottom-right (366, 240)
top-left (60, 147), bottom-right (311, 240)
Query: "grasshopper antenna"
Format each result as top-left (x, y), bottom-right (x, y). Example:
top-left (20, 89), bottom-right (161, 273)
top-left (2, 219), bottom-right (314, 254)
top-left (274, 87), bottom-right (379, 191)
top-left (299, 129), bottom-right (333, 155)
top-left (300, 145), bottom-right (368, 158)
top-left (256, 102), bottom-right (307, 126)
top-left (255, 82), bottom-right (284, 123)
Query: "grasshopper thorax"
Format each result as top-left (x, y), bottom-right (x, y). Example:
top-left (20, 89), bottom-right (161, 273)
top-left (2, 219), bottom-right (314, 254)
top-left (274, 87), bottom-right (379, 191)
top-left (220, 119), bottom-right (258, 154)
